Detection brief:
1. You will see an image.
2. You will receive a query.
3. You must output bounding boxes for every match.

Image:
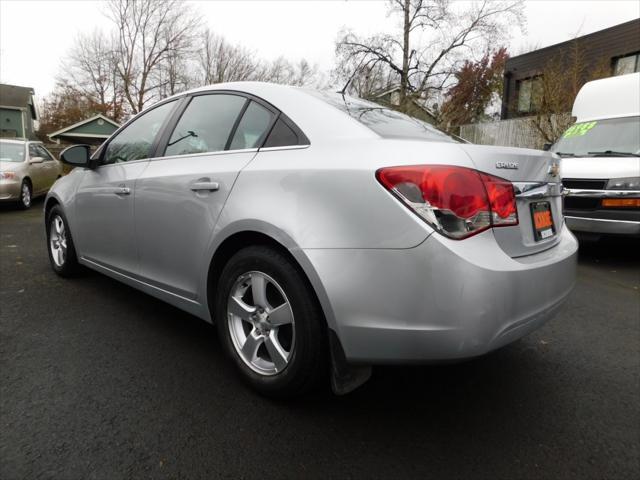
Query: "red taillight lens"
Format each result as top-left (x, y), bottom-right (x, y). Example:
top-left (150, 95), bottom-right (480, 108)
top-left (376, 165), bottom-right (518, 239)
top-left (479, 173), bottom-right (518, 225)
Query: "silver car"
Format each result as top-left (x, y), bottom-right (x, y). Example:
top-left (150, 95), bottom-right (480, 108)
top-left (0, 139), bottom-right (63, 209)
top-left (45, 83), bottom-right (578, 396)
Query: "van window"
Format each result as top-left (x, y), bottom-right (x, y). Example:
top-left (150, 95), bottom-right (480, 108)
top-left (553, 117), bottom-right (640, 157)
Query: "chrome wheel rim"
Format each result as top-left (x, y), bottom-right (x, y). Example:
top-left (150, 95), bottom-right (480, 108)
top-left (21, 183), bottom-right (31, 207)
top-left (49, 215), bottom-right (67, 267)
top-left (227, 271), bottom-right (295, 376)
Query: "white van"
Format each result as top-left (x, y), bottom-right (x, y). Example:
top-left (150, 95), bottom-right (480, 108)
top-left (553, 72), bottom-right (640, 237)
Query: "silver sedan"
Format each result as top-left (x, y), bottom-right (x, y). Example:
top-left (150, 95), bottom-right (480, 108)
top-left (0, 139), bottom-right (63, 209)
top-left (45, 83), bottom-right (578, 397)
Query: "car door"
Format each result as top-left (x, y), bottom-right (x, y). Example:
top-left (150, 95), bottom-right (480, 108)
top-left (35, 144), bottom-right (59, 189)
top-left (27, 143), bottom-right (47, 194)
top-left (74, 99), bottom-right (179, 275)
top-left (134, 93), bottom-right (277, 300)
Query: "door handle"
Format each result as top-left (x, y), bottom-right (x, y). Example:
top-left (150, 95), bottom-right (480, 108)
top-left (190, 181), bottom-right (220, 192)
top-left (115, 185), bottom-right (131, 195)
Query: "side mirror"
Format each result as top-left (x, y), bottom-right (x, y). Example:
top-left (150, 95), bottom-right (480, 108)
top-left (29, 156), bottom-right (44, 164)
top-left (60, 145), bottom-right (92, 167)
top-left (542, 143), bottom-right (553, 151)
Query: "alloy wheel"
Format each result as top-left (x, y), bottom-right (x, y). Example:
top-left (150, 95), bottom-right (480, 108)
top-left (227, 271), bottom-right (295, 376)
top-left (49, 215), bottom-right (67, 267)
top-left (21, 183), bottom-right (31, 208)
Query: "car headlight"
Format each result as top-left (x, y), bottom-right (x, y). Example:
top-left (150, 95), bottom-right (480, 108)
top-left (606, 177), bottom-right (640, 190)
top-left (0, 171), bottom-right (17, 180)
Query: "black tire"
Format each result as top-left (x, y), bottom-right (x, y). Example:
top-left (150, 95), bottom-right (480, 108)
top-left (46, 205), bottom-right (80, 277)
top-left (18, 179), bottom-right (32, 210)
top-left (215, 245), bottom-right (327, 398)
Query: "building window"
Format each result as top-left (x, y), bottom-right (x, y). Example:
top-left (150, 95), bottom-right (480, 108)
top-left (517, 77), bottom-right (543, 113)
top-left (614, 53), bottom-right (640, 75)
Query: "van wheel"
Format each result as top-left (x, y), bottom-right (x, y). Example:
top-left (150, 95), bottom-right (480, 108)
top-left (215, 246), bottom-right (327, 397)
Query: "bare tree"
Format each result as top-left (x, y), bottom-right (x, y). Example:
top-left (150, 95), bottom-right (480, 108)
top-left (107, 0), bottom-right (200, 113)
top-left (60, 30), bottom-right (124, 121)
top-left (336, 0), bottom-right (524, 110)
top-left (198, 28), bottom-right (256, 84)
top-left (526, 40), bottom-right (611, 143)
top-left (155, 24), bottom-right (199, 98)
top-left (196, 29), bottom-right (321, 87)
top-left (332, 53), bottom-right (395, 99)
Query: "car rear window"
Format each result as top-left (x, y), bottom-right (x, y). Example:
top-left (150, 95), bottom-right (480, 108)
top-left (0, 142), bottom-right (26, 162)
top-left (304, 90), bottom-right (457, 143)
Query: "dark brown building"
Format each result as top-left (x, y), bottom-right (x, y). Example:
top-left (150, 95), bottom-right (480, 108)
top-left (501, 19), bottom-right (640, 119)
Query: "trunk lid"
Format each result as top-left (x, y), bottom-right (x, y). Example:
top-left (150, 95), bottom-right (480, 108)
top-left (458, 144), bottom-right (563, 258)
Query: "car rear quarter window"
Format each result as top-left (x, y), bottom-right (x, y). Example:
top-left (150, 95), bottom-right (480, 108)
top-left (263, 118), bottom-right (301, 148)
top-left (229, 101), bottom-right (275, 150)
top-left (103, 100), bottom-right (177, 165)
top-left (165, 94), bottom-right (247, 156)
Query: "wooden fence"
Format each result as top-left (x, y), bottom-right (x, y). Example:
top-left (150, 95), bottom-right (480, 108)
top-left (459, 114), bottom-right (571, 149)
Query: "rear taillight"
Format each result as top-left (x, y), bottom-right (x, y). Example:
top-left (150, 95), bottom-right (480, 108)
top-left (376, 165), bottom-right (518, 239)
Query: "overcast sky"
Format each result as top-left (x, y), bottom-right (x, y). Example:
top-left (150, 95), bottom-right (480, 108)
top-left (1, 0), bottom-right (639, 99)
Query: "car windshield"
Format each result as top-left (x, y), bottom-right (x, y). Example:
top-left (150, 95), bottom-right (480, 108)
top-left (553, 116), bottom-right (640, 157)
top-left (0, 142), bottom-right (26, 162)
top-left (304, 90), bottom-right (457, 143)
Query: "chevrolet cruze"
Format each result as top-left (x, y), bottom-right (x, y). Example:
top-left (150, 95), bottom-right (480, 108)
top-left (45, 82), bottom-right (578, 397)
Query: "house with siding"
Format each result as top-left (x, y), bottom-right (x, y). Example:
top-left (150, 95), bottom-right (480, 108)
top-left (0, 84), bottom-right (38, 139)
top-left (48, 114), bottom-right (120, 146)
top-left (501, 19), bottom-right (640, 119)
top-left (370, 86), bottom-right (438, 124)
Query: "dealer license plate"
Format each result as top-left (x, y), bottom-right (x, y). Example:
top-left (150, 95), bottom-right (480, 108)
top-left (531, 201), bottom-right (555, 241)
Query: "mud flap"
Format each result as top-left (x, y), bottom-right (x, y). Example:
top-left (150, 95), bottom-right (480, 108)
top-left (329, 329), bottom-right (372, 395)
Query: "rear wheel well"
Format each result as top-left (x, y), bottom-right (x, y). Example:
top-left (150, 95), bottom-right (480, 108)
top-left (22, 177), bottom-right (32, 188)
top-left (207, 231), bottom-right (323, 325)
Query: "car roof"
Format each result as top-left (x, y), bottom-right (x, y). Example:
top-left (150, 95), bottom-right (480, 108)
top-left (164, 82), bottom-right (379, 145)
top-left (0, 138), bottom-right (29, 145)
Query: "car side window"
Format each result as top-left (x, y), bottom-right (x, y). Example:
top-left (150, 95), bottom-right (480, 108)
top-left (229, 101), bottom-right (275, 150)
top-left (28, 144), bottom-right (39, 158)
top-left (103, 100), bottom-right (177, 165)
top-left (36, 145), bottom-right (54, 161)
top-left (164, 94), bottom-right (247, 157)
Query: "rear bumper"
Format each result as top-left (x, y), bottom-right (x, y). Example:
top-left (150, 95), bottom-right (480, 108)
top-left (0, 180), bottom-right (20, 201)
top-left (306, 225), bottom-right (578, 364)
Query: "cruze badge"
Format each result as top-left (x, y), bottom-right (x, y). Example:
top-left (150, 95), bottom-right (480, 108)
top-left (548, 163), bottom-right (560, 177)
top-left (496, 161), bottom-right (519, 170)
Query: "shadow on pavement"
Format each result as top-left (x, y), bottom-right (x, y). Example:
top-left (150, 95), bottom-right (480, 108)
top-left (0, 196), bottom-right (44, 213)
top-left (576, 233), bottom-right (640, 270)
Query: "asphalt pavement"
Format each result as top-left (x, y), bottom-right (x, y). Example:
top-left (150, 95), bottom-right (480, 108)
top-left (1, 198), bottom-right (639, 479)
